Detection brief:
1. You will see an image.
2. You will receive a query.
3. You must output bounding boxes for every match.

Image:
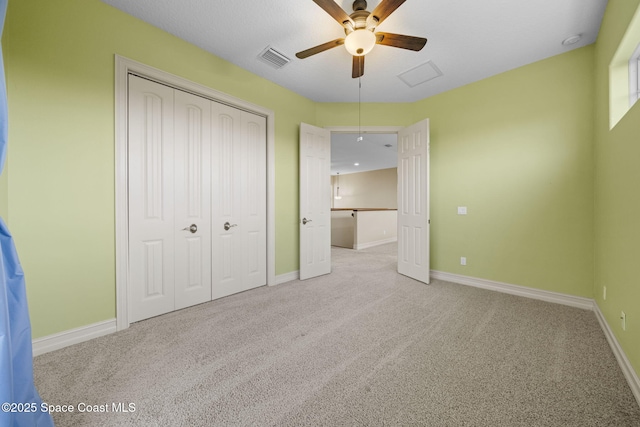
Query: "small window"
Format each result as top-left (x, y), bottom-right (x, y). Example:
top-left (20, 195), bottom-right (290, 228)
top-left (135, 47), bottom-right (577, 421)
top-left (610, 4), bottom-right (640, 129)
top-left (630, 42), bottom-right (640, 107)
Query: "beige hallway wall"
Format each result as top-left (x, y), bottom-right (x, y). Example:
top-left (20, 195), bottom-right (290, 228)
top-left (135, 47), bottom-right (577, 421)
top-left (332, 168), bottom-right (397, 209)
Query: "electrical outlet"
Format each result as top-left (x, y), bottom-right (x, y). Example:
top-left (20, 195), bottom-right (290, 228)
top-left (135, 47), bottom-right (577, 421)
top-left (621, 312), bottom-right (626, 331)
top-left (460, 257), bottom-right (467, 266)
top-left (603, 286), bottom-right (607, 300)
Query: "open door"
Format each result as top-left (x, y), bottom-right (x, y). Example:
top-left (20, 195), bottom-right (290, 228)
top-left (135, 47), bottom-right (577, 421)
top-left (299, 123), bottom-right (332, 280)
top-left (397, 119), bottom-right (430, 283)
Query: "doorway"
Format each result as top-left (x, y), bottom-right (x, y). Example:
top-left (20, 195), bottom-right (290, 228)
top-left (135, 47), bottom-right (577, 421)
top-left (299, 122), bottom-right (430, 284)
top-left (330, 131), bottom-right (399, 251)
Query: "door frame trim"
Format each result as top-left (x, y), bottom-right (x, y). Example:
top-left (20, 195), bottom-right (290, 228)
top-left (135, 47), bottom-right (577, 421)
top-left (114, 55), bottom-right (276, 331)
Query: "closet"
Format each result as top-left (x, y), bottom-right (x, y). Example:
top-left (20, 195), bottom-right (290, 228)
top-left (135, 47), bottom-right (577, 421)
top-left (127, 75), bottom-right (266, 322)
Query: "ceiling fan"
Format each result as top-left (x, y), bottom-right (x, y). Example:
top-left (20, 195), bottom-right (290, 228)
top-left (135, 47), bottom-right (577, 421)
top-left (296, 0), bottom-right (427, 78)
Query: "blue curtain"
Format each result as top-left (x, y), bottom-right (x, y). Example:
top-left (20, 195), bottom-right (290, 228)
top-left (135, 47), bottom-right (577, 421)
top-left (0, 1), bottom-right (55, 425)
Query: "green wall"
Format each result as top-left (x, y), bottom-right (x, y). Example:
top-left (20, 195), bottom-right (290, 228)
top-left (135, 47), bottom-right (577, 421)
top-left (594, 0), bottom-right (640, 376)
top-left (3, 0), bottom-right (315, 337)
top-left (319, 47), bottom-right (595, 298)
top-left (315, 102), bottom-right (415, 127)
top-left (414, 47), bottom-right (595, 297)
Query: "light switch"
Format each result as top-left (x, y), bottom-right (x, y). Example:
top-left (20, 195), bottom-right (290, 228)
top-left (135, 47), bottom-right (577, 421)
top-left (457, 206), bottom-right (467, 215)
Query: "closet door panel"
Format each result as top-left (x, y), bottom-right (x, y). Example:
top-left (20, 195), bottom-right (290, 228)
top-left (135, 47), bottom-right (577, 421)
top-left (128, 75), bottom-right (176, 322)
top-left (211, 103), bottom-right (243, 299)
top-left (174, 90), bottom-right (212, 309)
top-left (211, 104), bottom-right (267, 299)
top-left (240, 112), bottom-right (267, 289)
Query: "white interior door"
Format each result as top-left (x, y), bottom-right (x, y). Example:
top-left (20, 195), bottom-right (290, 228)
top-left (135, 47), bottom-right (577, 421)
top-left (128, 75), bottom-right (176, 322)
top-left (173, 89), bottom-right (212, 309)
top-left (239, 111), bottom-right (267, 289)
top-left (397, 118), bottom-right (430, 284)
top-left (299, 123), bottom-right (331, 280)
top-left (211, 103), bottom-right (267, 298)
top-left (129, 76), bottom-right (214, 322)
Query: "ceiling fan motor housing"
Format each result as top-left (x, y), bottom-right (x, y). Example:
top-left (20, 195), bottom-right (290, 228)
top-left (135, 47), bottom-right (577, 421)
top-left (345, 0), bottom-right (376, 33)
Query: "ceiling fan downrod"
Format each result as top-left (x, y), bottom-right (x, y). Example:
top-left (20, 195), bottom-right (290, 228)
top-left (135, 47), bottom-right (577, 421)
top-left (353, 0), bottom-right (367, 11)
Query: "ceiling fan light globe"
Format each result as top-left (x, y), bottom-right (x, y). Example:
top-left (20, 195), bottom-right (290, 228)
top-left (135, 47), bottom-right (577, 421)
top-left (344, 29), bottom-right (376, 56)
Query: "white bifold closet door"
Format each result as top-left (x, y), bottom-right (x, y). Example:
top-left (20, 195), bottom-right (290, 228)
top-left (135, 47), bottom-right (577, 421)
top-left (128, 75), bottom-right (266, 323)
top-left (211, 102), bottom-right (267, 299)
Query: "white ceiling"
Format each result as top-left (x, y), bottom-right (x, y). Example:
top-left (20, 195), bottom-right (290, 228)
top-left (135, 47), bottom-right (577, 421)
top-left (101, 0), bottom-right (607, 103)
top-left (332, 132), bottom-right (397, 175)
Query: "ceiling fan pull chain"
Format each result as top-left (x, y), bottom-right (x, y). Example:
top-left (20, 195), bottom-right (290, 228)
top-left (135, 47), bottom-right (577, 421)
top-left (358, 77), bottom-right (363, 142)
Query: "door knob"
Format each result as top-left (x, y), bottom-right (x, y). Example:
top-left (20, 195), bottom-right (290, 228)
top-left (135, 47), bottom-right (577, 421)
top-left (302, 218), bottom-right (312, 225)
top-left (224, 222), bottom-right (238, 231)
top-left (182, 224), bottom-right (197, 233)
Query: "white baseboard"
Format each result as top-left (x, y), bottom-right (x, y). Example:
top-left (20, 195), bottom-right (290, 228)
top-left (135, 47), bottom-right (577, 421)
top-left (32, 318), bottom-right (117, 357)
top-left (355, 237), bottom-right (398, 251)
top-left (594, 303), bottom-right (640, 406)
top-left (273, 270), bottom-right (299, 285)
top-left (430, 270), bottom-right (594, 310)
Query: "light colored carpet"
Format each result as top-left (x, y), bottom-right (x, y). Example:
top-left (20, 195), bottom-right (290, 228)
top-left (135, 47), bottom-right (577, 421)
top-left (34, 243), bottom-right (640, 426)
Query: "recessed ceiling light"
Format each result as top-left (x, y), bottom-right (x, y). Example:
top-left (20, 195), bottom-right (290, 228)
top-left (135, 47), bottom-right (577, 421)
top-left (562, 35), bottom-right (582, 46)
top-left (354, 163), bottom-right (360, 166)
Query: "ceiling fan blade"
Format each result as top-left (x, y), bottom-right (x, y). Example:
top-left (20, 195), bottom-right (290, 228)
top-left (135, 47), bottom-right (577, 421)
top-left (296, 38), bottom-right (345, 59)
top-left (352, 55), bottom-right (365, 78)
top-left (312, 0), bottom-right (354, 28)
top-left (375, 32), bottom-right (427, 51)
top-left (368, 0), bottom-right (406, 26)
